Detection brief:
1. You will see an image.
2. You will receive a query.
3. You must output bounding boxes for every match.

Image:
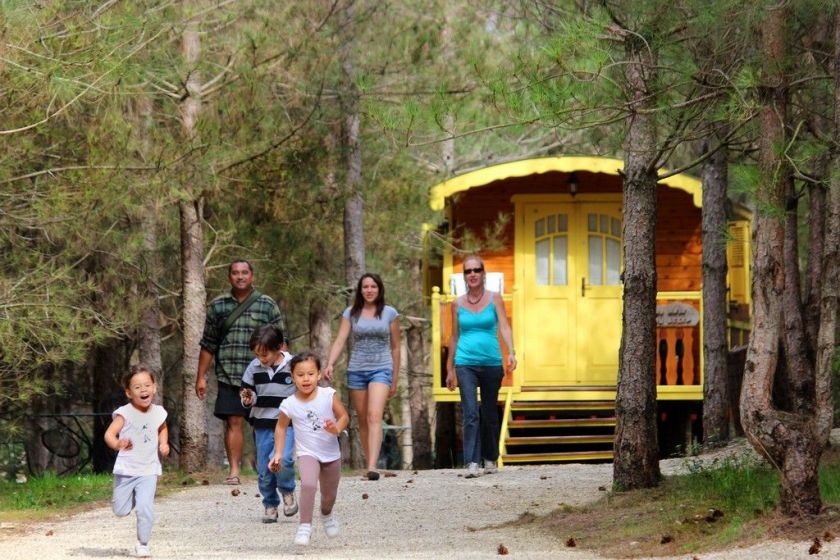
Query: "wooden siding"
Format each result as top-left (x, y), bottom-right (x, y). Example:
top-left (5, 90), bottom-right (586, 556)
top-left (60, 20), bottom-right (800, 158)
top-left (445, 173), bottom-right (703, 294)
top-left (655, 188), bottom-right (702, 292)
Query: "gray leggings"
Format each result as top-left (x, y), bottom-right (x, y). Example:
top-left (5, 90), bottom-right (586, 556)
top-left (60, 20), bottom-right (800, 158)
top-left (297, 455), bottom-right (341, 524)
top-left (112, 474), bottom-right (158, 545)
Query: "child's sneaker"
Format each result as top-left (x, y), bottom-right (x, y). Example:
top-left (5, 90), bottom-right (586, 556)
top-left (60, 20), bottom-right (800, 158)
top-left (282, 491), bottom-right (298, 516)
top-left (262, 506), bottom-right (278, 523)
top-left (322, 512), bottom-right (339, 538)
top-left (294, 523), bottom-right (312, 546)
top-left (464, 462), bottom-right (481, 478)
top-left (483, 459), bottom-right (498, 474)
top-left (134, 543), bottom-right (151, 558)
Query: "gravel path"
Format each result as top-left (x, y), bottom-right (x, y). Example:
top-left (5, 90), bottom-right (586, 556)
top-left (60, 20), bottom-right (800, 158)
top-left (0, 459), bottom-right (838, 559)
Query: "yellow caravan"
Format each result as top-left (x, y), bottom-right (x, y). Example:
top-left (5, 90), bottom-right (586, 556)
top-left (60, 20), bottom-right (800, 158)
top-left (424, 156), bottom-right (751, 465)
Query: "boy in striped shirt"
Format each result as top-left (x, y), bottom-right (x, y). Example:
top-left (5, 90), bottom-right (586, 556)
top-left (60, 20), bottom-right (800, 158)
top-left (240, 324), bottom-right (298, 523)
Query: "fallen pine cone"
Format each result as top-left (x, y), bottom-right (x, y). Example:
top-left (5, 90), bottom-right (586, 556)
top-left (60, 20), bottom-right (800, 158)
top-left (824, 531), bottom-right (836, 542)
top-left (231, 488), bottom-right (240, 496)
top-left (661, 535), bottom-right (674, 544)
top-left (497, 543), bottom-right (509, 555)
top-left (362, 493), bottom-right (369, 500)
top-left (46, 530), bottom-right (54, 536)
top-left (809, 538), bottom-right (822, 555)
top-left (566, 537), bottom-right (576, 547)
top-left (201, 480), bottom-right (210, 486)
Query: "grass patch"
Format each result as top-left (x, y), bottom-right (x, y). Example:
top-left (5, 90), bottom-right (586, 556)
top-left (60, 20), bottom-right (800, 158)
top-left (0, 472), bottom-right (114, 524)
top-left (540, 447), bottom-right (840, 558)
top-left (0, 466), bottom-right (246, 525)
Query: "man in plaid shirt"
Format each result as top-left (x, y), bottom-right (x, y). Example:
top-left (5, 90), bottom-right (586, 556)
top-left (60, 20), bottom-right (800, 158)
top-left (196, 260), bottom-right (285, 485)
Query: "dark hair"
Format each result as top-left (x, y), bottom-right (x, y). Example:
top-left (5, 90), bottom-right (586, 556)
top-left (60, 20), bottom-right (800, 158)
top-left (249, 324), bottom-right (285, 351)
top-left (228, 259), bottom-right (254, 275)
top-left (350, 273), bottom-right (385, 320)
top-left (122, 364), bottom-right (156, 389)
top-left (290, 351), bottom-right (321, 373)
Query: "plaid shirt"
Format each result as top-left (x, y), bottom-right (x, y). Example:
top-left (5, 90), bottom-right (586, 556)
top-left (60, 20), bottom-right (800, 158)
top-left (199, 291), bottom-right (285, 386)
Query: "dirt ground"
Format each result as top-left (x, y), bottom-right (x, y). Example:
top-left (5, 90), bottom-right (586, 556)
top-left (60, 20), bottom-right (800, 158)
top-left (1, 458), bottom-right (840, 559)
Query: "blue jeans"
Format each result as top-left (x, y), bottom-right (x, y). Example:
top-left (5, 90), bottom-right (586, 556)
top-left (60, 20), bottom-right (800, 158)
top-left (255, 426), bottom-right (295, 508)
top-left (456, 365), bottom-right (503, 465)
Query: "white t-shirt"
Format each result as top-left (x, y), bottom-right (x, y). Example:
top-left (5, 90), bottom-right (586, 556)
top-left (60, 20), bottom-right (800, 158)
top-left (112, 403), bottom-right (168, 477)
top-left (279, 387), bottom-right (341, 462)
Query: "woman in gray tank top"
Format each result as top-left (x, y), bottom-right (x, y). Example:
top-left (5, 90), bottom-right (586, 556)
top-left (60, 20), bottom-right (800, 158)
top-left (324, 273), bottom-right (401, 481)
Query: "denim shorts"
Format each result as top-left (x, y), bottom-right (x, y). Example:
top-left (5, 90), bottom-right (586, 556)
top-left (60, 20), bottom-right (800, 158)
top-left (347, 369), bottom-right (392, 390)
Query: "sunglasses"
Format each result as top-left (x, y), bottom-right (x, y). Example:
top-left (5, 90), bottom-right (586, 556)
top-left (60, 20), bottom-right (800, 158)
top-left (464, 267), bottom-right (484, 275)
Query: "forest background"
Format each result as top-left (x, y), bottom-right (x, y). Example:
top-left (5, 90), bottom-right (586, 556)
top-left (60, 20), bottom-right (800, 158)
top-left (1, 0), bottom-right (839, 518)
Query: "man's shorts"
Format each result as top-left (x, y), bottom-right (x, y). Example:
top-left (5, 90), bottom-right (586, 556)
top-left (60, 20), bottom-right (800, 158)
top-left (214, 382), bottom-right (249, 420)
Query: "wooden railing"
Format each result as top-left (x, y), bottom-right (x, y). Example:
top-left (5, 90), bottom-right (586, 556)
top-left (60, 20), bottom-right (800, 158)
top-left (655, 292), bottom-right (702, 387)
top-left (432, 287), bottom-right (708, 394)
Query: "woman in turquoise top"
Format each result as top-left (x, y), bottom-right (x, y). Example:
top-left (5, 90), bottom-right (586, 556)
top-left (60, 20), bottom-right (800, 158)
top-left (446, 255), bottom-right (516, 478)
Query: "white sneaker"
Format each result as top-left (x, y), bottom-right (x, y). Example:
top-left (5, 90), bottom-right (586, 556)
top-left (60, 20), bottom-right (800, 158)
top-left (322, 512), bottom-right (339, 538)
top-left (465, 462), bottom-right (481, 478)
top-left (483, 459), bottom-right (497, 474)
top-left (134, 543), bottom-right (151, 558)
top-left (294, 523), bottom-right (312, 546)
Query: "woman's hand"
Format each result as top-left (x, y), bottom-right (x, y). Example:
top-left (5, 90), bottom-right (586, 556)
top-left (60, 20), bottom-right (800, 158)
top-left (388, 381), bottom-right (397, 398)
top-left (268, 454), bottom-right (282, 473)
top-left (507, 353), bottom-right (517, 372)
top-left (445, 369), bottom-right (457, 391)
top-left (323, 364), bottom-right (334, 382)
top-left (159, 441), bottom-right (170, 457)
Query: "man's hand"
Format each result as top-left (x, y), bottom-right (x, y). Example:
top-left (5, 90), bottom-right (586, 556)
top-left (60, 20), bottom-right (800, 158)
top-left (195, 376), bottom-right (207, 400)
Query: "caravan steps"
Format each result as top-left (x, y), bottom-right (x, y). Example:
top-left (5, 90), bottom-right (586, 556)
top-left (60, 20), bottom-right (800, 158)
top-left (500, 400), bottom-right (615, 464)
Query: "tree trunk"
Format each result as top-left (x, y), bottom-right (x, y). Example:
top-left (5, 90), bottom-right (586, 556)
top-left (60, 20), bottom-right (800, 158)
top-left (91, 341), bottom-right (125, 473)
top-left (340, 3), bottom-right (365, 288)
top-left (178, 19), bottom-right (208, 473)
top-left (134, 95), bottom-right (164, 404)
top-left (406, 259), bottom-right (432, 469)
top-left (339, 2), bottom-right (366, 470)
top-left (613, 32), bottom-right (661, 490)
top-left (701, 136), bottom-right (730, 444)
top-left (739, 6), bottom-right (835, 516)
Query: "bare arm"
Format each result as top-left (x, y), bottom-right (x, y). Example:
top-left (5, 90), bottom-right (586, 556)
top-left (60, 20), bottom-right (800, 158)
top-left (268, 412), bottom-right (291, 472)
top-left (388, 317), bottom-right (401, 398)
top-left (324, 394), bottom-right (350, 434)
top-left (158, 422), bottom-right (170, 457)
top-left (104, 414), bottom-right (130, 451)
top-left (324, 316), bottom-right (352, 382)
top-left (195, 348), bottom-right (214, 399)
top-left (493, 291), bottom-right (517, 371)
top-left (446, 298), bottom-right (460, 391)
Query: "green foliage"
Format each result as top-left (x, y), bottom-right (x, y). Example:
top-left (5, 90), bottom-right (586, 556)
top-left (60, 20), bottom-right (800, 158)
top-left (0, 472), bottom-right (113, 511)
top-left (679, 453), bottom-right (778, 517)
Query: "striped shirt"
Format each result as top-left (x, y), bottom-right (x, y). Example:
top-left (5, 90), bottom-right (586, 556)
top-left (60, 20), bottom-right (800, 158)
top-left (199, 291), bottom-right (285, 386)
top-left (240, 352), bottom-right (295, 429)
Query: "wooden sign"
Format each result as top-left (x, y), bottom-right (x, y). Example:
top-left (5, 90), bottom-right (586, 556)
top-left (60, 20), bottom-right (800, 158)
top-left (656, 302), bottom-right (700, 327)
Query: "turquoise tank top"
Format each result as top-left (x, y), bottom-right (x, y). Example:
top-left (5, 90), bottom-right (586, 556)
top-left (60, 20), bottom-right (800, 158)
top-left (454, 302), bottom-right (502, 366)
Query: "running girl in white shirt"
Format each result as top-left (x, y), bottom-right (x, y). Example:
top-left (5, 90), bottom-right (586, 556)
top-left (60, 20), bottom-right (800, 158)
top-left (269, 352), bottom-right (349, 546)
top-left (104, 364), bottom-right (169, 558)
